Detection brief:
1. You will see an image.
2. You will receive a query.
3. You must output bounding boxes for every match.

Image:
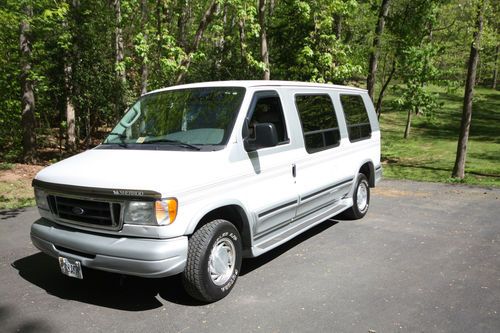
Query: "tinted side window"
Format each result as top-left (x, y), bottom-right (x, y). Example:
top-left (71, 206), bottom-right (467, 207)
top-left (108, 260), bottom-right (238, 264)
top-left (340, 94), bottom-right (371, 141)
top-left (248, 95), bottom-right (288, 143)
top-left (295, 95), bottom-right (340, 153)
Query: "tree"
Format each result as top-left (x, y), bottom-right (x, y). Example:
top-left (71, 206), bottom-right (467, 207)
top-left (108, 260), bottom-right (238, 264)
top-left (374, 57), bottom-right (396, 118)
top-left (259, 0), bottom-right (270, 80)
top-left (66, 1), bottom-right (76, 152)
top-left (269, 0), bottom-right (362, 83)
top-left (452, 0), bottom-right (486, 179)
top-left (1, 0), bottom-right (498, 168)
top-left (0, 1), bottom-right (23, 160)
top-left (367, 0), bottom-right (391, 101)
top-left (388, 0), bottom-right (442, 138)
top-left (493, 43), bottom-right (498, 89)
top-left (140, 0), bottom-right (149, 95)
top-left (112, 0), bottom-right (126, 117)
top-left (175, 0), bottom-right (219, 84)
top-left (20, 1), bottom-right (37, 163)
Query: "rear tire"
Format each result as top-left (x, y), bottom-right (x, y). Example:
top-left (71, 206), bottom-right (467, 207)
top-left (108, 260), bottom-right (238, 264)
top-left (342, 173), bottom-right (370, 220)
top-left (182, 219), bottom-right (242, 302)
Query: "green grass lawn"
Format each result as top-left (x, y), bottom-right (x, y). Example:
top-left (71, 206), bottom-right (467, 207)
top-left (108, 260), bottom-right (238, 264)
top-left (379, 85), bottom-right (500, 187)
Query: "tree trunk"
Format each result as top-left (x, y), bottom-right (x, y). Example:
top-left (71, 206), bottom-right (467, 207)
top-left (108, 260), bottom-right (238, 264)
top-left (367, 0), bottom-right (391, 101)
top-left (452, 1), bottom-right (485, 179)
top-left (333, 14), bottom-right (342, 40)
top-left (404, 109), bottom-right (412, 139)
top-left (493, 43), bottom-right (499, 89)
top-left (140, 0), bottom-right (149, 95)
top-left (65, 62), bottom-right (76, 152)
top-left (177, 0), bottom-right (189, 50)
top-left (215, 4), bottom-right (227, 72)
top-left (259, 0), bottom-right (270, 80)
top-left (269, 0), bottom-right (276, 15)
top-left (175, 1), bottom-right (219, 84)
top-left (20, 3), bottom-right (36, 163)
top-left (112, 0), bottom-right (126, 115)
top-left (238, 19), bottom-right (246, 59)
top-left (70, 0), bottom-right (81, 149)
top-left (62, 13), bottom-right (76, 153)
top-left (375, 58), bottom-right (396, 118)
top-left (155, 0), bottom-right (164, 84)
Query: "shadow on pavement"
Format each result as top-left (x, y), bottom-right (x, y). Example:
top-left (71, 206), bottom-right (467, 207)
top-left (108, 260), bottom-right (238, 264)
top-left (241, 219), bottom-right (338, 275)
top-left (12, 252), bottom-right (203, 309)
top-left (12, 218), bottom-right (340, 309)
top-left (1, 303), bottom-right (54, 332)
top-left (0, 208), bottom-right (27, 220)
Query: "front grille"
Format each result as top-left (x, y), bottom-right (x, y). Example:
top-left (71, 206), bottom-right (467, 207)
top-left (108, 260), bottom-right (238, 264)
top-left (48, 195), bottom-right (121, 230)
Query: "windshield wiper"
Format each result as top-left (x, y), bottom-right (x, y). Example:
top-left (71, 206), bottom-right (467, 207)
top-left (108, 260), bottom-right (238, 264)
top-left (142, 139), bottom-right (201, 150)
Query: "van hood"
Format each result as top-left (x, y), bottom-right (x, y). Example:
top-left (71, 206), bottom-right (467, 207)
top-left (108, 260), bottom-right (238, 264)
top-left (34, 148), bottom-right (233, 195)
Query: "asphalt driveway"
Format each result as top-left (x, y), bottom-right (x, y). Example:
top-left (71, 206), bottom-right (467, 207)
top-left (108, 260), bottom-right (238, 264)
top-left (1, 179), bottom-right (499, 332)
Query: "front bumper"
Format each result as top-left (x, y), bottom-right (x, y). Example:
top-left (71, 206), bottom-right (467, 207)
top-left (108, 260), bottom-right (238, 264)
top-left (31, 218), bottom-right (188, 278)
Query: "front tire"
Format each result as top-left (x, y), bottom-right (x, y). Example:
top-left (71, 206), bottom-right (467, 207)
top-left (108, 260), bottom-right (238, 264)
top-left (342, 173), bottom-right (370, 220)
top-left (182, 219), bottom-right (242, 302)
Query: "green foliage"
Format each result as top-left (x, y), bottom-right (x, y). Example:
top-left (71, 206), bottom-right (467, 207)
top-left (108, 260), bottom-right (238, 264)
top-left (269, 0), bottom-right (364, 83)
top-left (0, 0), bottom-right (498, 170)
top-left (0, 162), bottom-right (14, 171)
top-left (0, 1), bottom-right (22, 160)
top-left (395, 45), bottom-right (443, 119)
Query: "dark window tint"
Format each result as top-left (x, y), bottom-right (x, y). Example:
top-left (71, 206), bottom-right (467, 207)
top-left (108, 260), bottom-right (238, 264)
top-left (248, 95), bottom-right (288, 143)
top-left (340, 94), bottom-right (371, 141)
top-left (295, 95), bottom-right (340, 153)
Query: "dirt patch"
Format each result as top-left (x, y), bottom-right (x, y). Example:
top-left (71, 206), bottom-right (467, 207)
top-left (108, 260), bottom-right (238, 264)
top-left (0, 164), bottom-right (45, 210)
top-left (372, 187), bottom-right (430, 198)
top-left (0, 164), bottom-right (44, 182)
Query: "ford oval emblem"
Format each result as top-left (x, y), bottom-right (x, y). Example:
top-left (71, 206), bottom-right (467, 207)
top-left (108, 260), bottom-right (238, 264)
top-left (72, 207), bottom-right (85, 215)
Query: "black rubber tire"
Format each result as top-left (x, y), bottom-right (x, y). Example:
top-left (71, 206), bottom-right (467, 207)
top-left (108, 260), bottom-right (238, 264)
top-left (341, 173), bottom-right (370, 220)
top-left (182, 219), bottom-right (242, 302)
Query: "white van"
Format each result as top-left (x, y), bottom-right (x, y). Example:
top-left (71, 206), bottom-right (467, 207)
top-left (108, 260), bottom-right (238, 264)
top-left (31, 81), bottom-right (382, 302)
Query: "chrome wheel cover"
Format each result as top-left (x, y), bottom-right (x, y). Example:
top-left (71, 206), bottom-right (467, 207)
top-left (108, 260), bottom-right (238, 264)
top-left (356, 181), bottom-right (369, 212)
top-left (208, 237), bottom-right (236, 286)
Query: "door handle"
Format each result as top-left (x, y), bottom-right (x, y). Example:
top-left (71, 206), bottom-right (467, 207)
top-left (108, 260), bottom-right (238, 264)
top-left (292, 164), bottom-right (296, 178)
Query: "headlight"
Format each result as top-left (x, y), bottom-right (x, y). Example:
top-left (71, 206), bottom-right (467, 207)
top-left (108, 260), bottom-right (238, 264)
top-left (124, 198), bottom-right (177, 226)
top-left (124, 201), bottom-right (155, 225)
top-left (34, 188), bottom-right (49, 210)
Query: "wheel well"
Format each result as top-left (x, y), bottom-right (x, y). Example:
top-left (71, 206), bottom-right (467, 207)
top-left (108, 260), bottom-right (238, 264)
top-left (196, 205), bottom-right (252, 251)
top-left (359, 162), bottom-right (375, 187)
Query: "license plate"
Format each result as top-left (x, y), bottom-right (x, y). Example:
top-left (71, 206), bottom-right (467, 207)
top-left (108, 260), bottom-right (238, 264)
top-left (58, 257), bottom-right (83, 279)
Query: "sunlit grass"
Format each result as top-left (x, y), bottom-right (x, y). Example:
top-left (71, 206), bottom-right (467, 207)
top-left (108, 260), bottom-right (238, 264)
top-left (379, 85), bottom-right (500, 187)
top-left (0, 180), bottom-right (36, 210)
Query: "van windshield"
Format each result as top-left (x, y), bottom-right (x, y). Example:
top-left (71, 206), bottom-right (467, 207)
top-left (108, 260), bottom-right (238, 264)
top-left (103, 87), bottom-right (245, 150)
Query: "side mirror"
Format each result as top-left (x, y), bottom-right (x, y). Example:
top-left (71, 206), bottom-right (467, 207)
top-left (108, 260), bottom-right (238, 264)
top-left (244, 123), bottom-right (278, 152)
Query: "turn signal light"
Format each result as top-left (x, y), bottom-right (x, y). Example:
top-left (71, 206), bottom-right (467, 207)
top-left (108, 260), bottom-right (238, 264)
top-left (155, 198), bottom-right (178, 225)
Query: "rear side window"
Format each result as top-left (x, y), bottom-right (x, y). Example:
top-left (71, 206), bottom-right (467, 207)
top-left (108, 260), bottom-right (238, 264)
top-left (340, 94), bottom-right (371, 141)
top-left (295, 94), bottom-right (340, 153)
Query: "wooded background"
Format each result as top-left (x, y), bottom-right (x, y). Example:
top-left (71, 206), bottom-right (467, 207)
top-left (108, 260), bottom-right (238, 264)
top-left (1, 0), bottom-right (498, 179)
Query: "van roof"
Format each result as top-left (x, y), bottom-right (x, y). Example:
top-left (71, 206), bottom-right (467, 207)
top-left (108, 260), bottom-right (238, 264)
top-left (146, 80), bottom-right (366, 95)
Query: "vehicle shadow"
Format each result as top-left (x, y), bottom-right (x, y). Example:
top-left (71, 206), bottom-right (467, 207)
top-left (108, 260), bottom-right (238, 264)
top-left (240, 218), bottom-right (339, 275)
top-left (12, 252), bottom-right (203, 309)
top-left (13, 218), bottom-right (340, 309)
